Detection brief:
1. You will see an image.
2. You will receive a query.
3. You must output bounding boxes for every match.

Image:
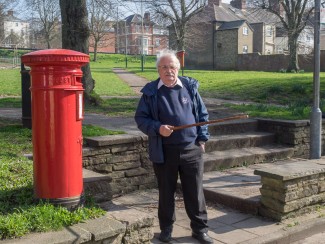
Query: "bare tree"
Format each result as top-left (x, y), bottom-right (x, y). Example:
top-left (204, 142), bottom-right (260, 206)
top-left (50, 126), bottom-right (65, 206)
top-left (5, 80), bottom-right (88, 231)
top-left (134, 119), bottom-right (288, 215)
top-left (148, 0), bottom-right (207, 50)
top-left (88, 0), bottom-right (116, 61)
top-left (59, 0), bottom-right (95, 102)
top-left (25, 0), bottom-right (61, 49)
top-left (253, 0), bottom-right (314, 71)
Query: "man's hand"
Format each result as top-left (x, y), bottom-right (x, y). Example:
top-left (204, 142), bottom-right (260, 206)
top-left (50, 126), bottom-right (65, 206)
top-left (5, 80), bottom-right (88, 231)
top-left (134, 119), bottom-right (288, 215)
top-left (159, 125), bottom-right (174, 137)
top-left (199, 141), bottom-right (206, 153)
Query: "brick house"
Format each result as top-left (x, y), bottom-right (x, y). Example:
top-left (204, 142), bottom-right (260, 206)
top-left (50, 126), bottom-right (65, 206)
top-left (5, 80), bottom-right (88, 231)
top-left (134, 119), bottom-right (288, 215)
top-left (115, 12), bottom-right (168, 55)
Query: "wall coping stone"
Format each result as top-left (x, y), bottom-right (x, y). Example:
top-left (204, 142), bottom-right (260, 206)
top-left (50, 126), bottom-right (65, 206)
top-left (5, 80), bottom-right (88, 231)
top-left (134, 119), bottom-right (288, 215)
top-left (254, 161), bottom-right (325, 181)
top-left (257, 118), bottom-right (310, 127)
top-left (84, 134), bottom-right (146, 147)
top-left (83, 168), bottom-right (112, 183)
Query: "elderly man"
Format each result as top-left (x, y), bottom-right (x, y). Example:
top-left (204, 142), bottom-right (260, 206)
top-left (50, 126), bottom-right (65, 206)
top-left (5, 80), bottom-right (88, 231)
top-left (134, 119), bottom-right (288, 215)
top-left (134, 49), bottom-right (213, 244)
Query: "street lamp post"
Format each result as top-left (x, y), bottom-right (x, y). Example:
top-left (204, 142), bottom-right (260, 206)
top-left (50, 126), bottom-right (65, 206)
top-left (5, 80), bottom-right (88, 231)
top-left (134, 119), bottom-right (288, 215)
top-left (310, 0), bottom-right (322, 159)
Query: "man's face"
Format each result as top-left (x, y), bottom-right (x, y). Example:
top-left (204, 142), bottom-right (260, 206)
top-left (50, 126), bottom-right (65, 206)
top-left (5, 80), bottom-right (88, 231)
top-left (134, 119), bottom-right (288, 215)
top-left (158, 56), bottom-right (179, 86)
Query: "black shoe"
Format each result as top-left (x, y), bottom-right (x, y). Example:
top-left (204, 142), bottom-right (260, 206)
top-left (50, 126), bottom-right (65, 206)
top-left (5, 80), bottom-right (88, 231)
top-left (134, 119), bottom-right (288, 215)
top-left (159, 228), bottom-right (172, 242)
top-left (192, 232), bottom-right (214, 244)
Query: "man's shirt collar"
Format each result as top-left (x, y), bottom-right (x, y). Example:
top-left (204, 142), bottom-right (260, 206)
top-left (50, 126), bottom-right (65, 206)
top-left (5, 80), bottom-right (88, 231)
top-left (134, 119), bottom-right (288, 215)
top-left (158, 78), bottom-right (183, 89)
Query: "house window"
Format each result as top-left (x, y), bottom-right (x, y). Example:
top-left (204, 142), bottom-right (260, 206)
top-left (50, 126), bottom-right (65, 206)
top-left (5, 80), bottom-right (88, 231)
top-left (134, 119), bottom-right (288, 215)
top-left (266, 26), bottom-right (273, 37)
top-left (243, 45), bottom-right (248, 54)
top-left (136, 25), bottom-right (141, 33)
top-left (306, 35), bottom-right (311, 42)
top-left (243, 27), bottom-right (248, 35)
top-left (143, 38), bottom-right (148, 47)
top-left (155, 39), bottom-right (160, 47)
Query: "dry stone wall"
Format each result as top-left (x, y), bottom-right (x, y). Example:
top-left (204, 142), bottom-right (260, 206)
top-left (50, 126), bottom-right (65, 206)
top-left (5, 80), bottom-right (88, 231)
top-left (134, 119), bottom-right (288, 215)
top-left (82, 134), bottom-right (156, 200)
top-left (82, 119), bottom-right (325, 208)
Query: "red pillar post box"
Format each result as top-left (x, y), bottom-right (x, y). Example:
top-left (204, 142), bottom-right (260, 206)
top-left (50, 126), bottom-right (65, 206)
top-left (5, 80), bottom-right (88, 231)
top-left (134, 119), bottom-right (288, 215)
top-left (21, 49), bottom-right (89, 209)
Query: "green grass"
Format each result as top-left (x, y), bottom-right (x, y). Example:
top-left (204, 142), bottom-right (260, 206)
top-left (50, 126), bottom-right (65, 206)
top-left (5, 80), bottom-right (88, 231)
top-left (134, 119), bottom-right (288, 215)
top-left (0, 69), bottom-right (21, 96)
top-left (0, 122), bottom-right (107, 239)
top-left (1, 52), bottom-right (324, 120)
top-left (130, 68), bottom-right (320, 105)
top-left (0, 97), bottom-right (22, 107)
top-left (82, 124), bottom-right (124, 137)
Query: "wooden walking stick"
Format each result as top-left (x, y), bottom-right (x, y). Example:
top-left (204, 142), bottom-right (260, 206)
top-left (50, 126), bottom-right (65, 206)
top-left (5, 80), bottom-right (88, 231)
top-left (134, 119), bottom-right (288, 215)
top-left (171, 114), bottom-right (249, 131)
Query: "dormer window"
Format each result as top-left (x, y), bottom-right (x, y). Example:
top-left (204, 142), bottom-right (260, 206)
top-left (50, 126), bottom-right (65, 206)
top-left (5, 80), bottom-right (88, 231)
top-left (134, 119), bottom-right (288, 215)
top-left (266, 26), bottom-right (273, 37)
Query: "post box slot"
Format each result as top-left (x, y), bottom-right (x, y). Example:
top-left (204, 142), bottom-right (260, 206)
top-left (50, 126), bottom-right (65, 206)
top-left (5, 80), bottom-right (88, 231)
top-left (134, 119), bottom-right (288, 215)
top-left (74, 76), bottom-right (82, 86)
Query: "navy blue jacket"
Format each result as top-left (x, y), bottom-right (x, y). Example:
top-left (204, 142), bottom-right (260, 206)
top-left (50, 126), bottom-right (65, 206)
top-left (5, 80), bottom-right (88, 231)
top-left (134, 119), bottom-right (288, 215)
top-left (134, 76), bottom-right (210, 163)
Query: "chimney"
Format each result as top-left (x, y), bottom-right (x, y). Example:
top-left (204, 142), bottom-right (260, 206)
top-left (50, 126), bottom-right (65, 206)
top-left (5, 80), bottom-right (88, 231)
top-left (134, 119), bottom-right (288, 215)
top-left (7, 10), bottom-right (14, 16)
top-left (144, 12), bottom-right (150, 22)
top-left (208, 0), bottom-right (221, 6)
top-left (230, 0), bottom-right (246, 9)
top-left (241, 0), bottom-right (246, 9)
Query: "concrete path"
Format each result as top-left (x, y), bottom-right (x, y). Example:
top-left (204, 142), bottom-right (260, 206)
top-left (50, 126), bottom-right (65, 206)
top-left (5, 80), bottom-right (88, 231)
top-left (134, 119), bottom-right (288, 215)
top-left (108, 181), bottom-right (325, 244)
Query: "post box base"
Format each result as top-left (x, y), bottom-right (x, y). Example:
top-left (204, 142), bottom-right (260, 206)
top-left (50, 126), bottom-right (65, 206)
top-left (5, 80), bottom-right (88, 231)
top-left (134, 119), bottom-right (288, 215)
top-left (37, 194), bottom-right (85, 210)
top-left (22, 116), bottom-right (32, 129)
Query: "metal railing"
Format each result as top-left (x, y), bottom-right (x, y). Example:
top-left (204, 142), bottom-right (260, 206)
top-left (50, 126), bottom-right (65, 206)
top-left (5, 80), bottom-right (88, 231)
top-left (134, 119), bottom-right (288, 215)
top-left (0, 56), bottom-right (21, 68)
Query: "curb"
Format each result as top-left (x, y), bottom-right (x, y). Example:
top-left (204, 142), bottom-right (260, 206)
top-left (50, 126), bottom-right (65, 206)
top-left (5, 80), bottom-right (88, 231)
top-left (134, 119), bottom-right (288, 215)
top-left (240, 216), bottom-right (325, 244)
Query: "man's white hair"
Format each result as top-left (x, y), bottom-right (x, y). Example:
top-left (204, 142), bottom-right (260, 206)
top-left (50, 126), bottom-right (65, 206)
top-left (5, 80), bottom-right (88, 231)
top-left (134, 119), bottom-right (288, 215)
top-left (156, 49), bottom-right (180, 70)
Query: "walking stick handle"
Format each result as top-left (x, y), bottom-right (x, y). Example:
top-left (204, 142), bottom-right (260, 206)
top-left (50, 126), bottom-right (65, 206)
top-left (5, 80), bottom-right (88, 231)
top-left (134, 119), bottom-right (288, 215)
top-left (171, 114), bottom-right (249, 131)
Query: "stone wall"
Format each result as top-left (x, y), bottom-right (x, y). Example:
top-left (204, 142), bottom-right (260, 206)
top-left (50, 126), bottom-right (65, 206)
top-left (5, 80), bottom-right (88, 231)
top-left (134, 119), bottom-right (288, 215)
top-left (82, 134), bottom-right (156, 200)
top-left (82, 119), bottom-right (325, 203)
top-left (255, 161), bottom-right (325, 221)
top-left (237, 51), bottom-right (325, 72)
top-left (257, 119), bottom-right (325, 159)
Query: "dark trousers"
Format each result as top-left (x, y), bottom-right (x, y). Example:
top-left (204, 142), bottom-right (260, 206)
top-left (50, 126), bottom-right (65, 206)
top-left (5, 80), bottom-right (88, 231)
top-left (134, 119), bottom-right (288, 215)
top-left (153, 143), bottom-right (208, 233)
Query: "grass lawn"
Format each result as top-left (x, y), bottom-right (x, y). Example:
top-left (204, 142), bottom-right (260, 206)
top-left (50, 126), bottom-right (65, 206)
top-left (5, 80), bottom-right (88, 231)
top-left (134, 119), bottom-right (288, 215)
top-left (2, 53), bottom-right (325, 120)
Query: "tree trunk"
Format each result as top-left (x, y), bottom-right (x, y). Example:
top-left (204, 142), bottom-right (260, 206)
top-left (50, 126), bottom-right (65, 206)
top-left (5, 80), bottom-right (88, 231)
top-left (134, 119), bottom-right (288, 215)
top-left (59, 0), bottom-right (95, 98)
top-left (287, 34), bottom-right (300, 72)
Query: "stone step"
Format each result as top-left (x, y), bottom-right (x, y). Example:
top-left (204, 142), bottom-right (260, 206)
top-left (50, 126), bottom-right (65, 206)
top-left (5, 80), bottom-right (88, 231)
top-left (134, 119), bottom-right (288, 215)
top-left (83, 169), bottom-right (112, 203)
top-left (206, 131), bottom-right (275, 152)
top-left (208, 118), bottom-right (258, 136)
top-left (203, 145), bottom-right (295, 172)
top-left (202, 168), bottom-right (262, 214)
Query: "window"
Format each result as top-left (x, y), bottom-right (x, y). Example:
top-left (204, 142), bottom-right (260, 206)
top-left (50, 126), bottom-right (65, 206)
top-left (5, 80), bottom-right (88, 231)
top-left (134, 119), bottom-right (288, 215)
top-left (243, 45), bottom-right (248, 54)
top-left (155, 39), bottom-right (160, 47)
top-left (266, 26), bottom-right (273, 37)
top-left (143, 38), bottom-right (148, 47)
top-left (243, 27), bottom-right (248, 35)
top-left (136, 25), bottom-right (141, 33)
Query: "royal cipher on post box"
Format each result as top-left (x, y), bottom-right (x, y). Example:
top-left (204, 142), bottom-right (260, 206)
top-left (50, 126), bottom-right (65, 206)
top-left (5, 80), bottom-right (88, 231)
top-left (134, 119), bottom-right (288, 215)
top-left (21, 49), bottom-right (89, 208)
